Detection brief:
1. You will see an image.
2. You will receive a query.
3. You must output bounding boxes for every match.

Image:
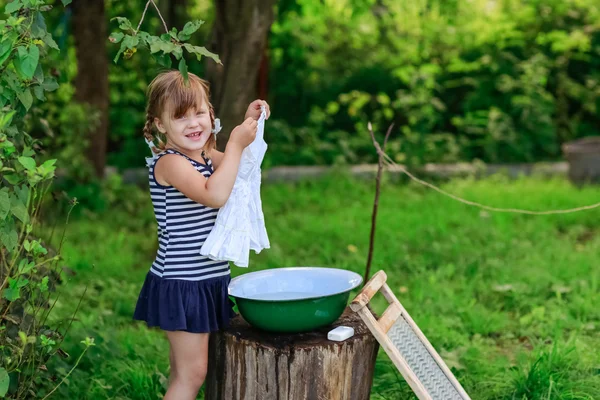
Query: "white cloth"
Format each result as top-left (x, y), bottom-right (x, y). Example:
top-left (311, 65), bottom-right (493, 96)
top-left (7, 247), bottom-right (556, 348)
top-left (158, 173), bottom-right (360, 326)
top-left (200, 107), bottom-right (270, 267)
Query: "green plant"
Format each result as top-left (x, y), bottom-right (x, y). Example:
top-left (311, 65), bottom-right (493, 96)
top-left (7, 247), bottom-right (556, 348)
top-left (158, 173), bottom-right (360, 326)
top-left (108, 1), bottom-right (220, 80)
top-left (0, 1), bottom-right (92, 398)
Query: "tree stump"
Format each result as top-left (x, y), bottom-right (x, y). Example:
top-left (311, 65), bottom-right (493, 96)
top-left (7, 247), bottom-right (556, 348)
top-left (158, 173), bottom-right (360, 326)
top-left (205, 308), bottom-right (379, 400)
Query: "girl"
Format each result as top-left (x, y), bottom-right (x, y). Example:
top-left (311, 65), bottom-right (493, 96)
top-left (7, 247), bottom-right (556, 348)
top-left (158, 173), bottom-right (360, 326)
top-left (133, 70), bottom-right (270, 399)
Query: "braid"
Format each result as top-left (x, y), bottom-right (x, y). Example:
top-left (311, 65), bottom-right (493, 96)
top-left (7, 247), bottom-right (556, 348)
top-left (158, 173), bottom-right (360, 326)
top-left (143, 113), bottom-right (154, 142)
top-left (142, 112), bottom-right (166, 154)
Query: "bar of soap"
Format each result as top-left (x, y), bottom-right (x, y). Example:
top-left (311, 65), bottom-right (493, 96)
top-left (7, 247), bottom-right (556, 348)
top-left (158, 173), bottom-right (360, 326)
top-left (327, 326), bottom-right (354, 341)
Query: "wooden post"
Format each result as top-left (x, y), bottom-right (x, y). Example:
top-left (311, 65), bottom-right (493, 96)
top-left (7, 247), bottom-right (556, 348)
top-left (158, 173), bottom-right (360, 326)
top-left (205, 308), bottom-right (379, 400)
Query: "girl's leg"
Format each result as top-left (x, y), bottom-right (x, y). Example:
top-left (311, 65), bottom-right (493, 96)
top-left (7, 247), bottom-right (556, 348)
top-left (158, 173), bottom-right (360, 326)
top-left (164, 331), bottom-right (210, 400)
top-left (168, 345), bottom-right (177, 384)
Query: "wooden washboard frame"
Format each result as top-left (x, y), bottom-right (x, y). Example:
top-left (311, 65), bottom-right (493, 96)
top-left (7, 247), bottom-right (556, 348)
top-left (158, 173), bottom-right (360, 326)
top-left (350, 270), bottom-right (471, 400)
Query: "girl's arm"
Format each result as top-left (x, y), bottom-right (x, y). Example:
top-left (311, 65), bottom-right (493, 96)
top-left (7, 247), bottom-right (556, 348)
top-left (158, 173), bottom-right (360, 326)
top-left (156, 118), bottom-right (257, 208)
top-left (209, 149), bottom-right (225, 170)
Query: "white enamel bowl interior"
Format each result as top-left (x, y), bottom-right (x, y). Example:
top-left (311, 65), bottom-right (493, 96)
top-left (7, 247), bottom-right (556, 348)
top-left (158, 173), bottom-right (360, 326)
top-left (228, 267), bottom-right (363, 301)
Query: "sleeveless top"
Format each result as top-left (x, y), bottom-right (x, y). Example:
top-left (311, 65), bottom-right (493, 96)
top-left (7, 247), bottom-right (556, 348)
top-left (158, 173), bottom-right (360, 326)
top-left (148, 149), bottom-right (231, 281)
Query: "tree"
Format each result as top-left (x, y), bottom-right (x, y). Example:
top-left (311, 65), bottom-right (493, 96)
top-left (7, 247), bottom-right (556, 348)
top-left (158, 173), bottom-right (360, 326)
top-left (72, 0), bottom-right (109, 178)
top-left (167, 0), bottom-right (188, 31)
top-left (205, 0), bottom-right (277, 149)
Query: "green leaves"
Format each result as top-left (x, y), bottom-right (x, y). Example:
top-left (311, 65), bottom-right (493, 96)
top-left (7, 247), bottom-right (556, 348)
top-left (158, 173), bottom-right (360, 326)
top-left (109, 32), bottom-right (124, 44)
top-left (183, 43), bottom-right (221, 64)
top-left (0, 189), bottom-right (9, 219)
top-left (38, 159), bottom-right (56, 178)
top-left (178, 20), bottom-right (204, 41)
top-left (61, 0), bottom-right (72, 5)
top-left (0, 39), bottom-right (13, 66)
top-left (23, 239), bottom-right (47, 257)
top-left (3, 277), bottom-right (29, 302)
top-left (13, 46), bottom-right (40, 80)
top-left (0, 111), bottom-right (15, 131)
top-left (112, 17), bottom-right (134, 32)
top-left (31, 11), bottom-right (47, 38)
top-left (114, 34), bottom-right (140, 63)
top-left (10, 193), bottom-right (28, 223)
top-left (18, 156), bottom-right (35, 171)
top-left (5, 1), bottom-right (23, 14)
top-left (16, 88), bottom-right (32, 111)
top-left (0, 367), bottom-right (8, 398)
top-left (41, 33), bottom-right (59, 51)
top-left (178, 58), bottom-right (188, 82)
top-left (110, 17), bottom-right (221, 68)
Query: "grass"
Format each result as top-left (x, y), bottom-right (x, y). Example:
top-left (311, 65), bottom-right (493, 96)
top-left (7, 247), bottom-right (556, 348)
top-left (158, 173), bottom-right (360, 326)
top-left (40, 172), bottom-right (600, 399)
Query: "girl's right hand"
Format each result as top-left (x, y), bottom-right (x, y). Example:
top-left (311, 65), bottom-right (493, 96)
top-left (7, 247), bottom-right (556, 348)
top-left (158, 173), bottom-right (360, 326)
top-left (230, 118), bottom-right (258, 149)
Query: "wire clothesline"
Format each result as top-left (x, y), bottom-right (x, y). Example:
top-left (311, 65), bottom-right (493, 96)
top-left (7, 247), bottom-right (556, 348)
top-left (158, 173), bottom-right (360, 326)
top-left (372, 142), bottom-right (600, 215)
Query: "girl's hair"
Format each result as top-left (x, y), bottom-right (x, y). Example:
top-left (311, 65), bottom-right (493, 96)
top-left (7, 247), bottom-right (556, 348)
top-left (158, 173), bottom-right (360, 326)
top-left (143, 70), bottom-right (216, 154)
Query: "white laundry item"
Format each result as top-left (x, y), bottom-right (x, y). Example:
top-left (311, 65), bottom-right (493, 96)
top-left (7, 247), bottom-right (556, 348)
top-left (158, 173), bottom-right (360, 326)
top-left (200, 107), bottom-right (270, 267)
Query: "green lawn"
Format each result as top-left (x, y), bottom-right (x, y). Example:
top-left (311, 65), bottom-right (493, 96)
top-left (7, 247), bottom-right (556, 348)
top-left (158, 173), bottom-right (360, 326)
top-left (43, 173), bottom-right (600, 399)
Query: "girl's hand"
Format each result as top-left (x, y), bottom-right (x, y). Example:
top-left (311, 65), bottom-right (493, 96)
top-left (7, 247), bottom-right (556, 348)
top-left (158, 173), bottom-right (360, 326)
top-left (230, 118), bottom-right (258, 149)
top-left (244, 99), bottom-right (271, 121)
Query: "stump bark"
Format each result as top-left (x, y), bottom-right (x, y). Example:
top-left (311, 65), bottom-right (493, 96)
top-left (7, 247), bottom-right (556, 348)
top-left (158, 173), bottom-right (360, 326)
top-left (205, 308), bottom-right (379, 400)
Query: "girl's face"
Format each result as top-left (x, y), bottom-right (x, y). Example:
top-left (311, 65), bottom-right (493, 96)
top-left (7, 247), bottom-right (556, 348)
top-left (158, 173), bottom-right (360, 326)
top-left (155, 102), bottom-right (212, 153)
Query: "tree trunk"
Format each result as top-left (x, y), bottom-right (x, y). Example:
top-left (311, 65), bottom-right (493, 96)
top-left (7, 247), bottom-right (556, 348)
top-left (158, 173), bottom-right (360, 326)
top-left (205, 0), bottom-right (276, 149)
top-left (205, 308), bottom-right (379, 400)
top-left (72, 0), bottom-right (109, 179)
top-left (166, 0), bottom-right (187, 31)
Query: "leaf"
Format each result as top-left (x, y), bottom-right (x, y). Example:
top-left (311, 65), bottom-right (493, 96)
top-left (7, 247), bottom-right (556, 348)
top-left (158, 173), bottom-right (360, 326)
top-left (172, 46), bottom-right (183, 60)
top-left (112, 17), bottom-right (133, 32)
top-left (2, 287), bottom-right (20, 302)
top-left (153, 53), bottom-right (171, 68)
top-left (178, 20), bottom-right (204, 41)
top-left (150, 39), bottom-right (176, 54)
top-left (0, 228), bottom-right (18, 252)
top-left (18, 156), bottom-right (35, 171)
top-left (122, 35), bottom-right (139, 49)
top-left (61, 0), bottom-right (72, 5)
top-left (42, 77), bottom-right (59, 92)
top-left (38, 159), bottom-right (56, 178)
top-left (15, 185), bottom-right (28, 204)
top-left (0, 39), bottom-right (12, 66)
top-left (0, 190), bottom-right (9, 219)
top-left (10, 194), bottom-right (28, 223)
top-left (18, 259), bottom-right (35, 274)
top-left (178, 58), bottom-right (188, 82)
top-left (14, 277), bottom-right (28, 288)
top-left (33, 63), bottom-right (44, 83)
top-left (108, 32), bottom-right (124, 44)
top-left (3, 174), bottom-right (20, 185)
top-left (42, 33), bottom-right (59, 51)
top-left (33, 85), bottom-right (45, 101)
top-left (5, 1), bottom-right (22, 14)
top-left (0, 367), bottom-right (8, 397)
top-left (17, 89), bottom-right (33, 111)
top-left (31, 11), bottom-right (47, 38)
top-left (40, 276), bottom-right (48, 292)
top-left (13, 45), bottom-right (39, 79)
top-left (0, 111), bottom-right (15, 130)
top-left (183, 44), bottom-right (221, 64)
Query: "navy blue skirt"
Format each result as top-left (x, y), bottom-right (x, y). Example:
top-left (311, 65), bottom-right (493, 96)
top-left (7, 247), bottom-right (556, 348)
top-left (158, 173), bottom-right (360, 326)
top-left (133, 272), bottom-right (236, 333)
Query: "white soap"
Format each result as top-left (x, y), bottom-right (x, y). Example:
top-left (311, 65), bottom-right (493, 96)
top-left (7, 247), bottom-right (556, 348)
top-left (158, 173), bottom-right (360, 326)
top-left (327, 326), bottom-right (354, 341)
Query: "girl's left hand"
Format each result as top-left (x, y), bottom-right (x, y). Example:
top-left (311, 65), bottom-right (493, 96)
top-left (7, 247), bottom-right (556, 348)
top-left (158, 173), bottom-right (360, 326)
top-left (245, 99), bottom-right (271, 121)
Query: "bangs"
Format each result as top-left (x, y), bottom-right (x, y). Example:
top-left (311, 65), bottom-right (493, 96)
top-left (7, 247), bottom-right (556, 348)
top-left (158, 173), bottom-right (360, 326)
top-left (163, 76), bottom-right (209, 119)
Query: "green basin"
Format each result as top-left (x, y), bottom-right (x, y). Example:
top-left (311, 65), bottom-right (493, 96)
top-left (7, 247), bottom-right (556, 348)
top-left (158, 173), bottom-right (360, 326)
top-left (228, 267), bottom-right (363, 333)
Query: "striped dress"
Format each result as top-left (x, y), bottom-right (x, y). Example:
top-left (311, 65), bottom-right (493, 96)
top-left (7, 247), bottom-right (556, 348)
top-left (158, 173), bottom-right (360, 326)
top-left (134, 148), bottom-right (235, 333)
top-left (149, 149), bottom-right (230, 280)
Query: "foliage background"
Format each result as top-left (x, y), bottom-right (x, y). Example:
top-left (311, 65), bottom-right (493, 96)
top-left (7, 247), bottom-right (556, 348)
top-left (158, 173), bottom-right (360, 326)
top-left (19, 0), bottom-right (600, 170)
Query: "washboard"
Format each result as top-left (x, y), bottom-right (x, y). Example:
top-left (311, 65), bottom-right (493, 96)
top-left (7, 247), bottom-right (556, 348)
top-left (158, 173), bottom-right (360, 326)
top-left (350, 270), bottom-right (471, 400)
